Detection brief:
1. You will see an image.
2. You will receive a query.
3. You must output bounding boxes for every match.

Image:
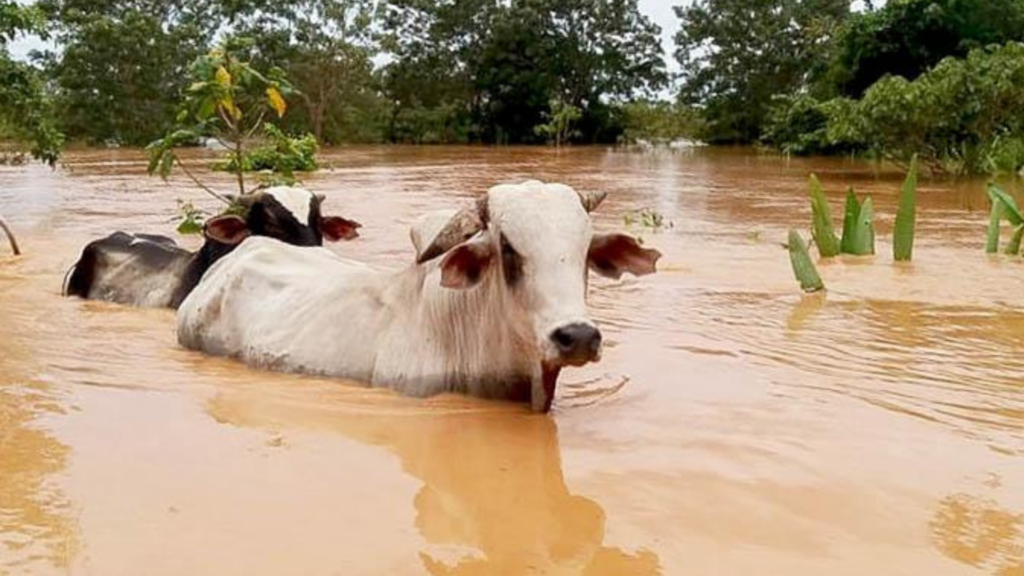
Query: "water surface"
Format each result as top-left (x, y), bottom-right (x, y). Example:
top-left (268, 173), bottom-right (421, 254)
top-left (1, 147), bottom-right (1022, 575)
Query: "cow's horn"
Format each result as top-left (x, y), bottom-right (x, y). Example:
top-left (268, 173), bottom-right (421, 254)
top-left (417, 196), bottom-right (489, 264)
top-left (578, 189), bottom-right (607, 212)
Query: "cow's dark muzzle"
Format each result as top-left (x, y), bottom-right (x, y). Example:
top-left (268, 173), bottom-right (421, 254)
top-left (550, 322), bottom-right (602, 366)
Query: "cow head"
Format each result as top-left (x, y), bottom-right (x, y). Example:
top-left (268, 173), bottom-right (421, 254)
top-left (417, 181), bottom-right (661, 411)
top-left (204, 187), bottom-right (361, 247)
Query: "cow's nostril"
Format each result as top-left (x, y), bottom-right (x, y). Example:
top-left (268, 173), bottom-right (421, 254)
top-left (550, 323), bottom-right (602, 363)
top-left (552, 327), bottom-right (576, 349)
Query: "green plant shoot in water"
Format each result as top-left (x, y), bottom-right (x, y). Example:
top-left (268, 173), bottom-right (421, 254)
top-left (623, 208), bottom-right (671, 231)
top-left (787, 229), bottom-right (825, 293)
top-left (808, 174), bottom-right (840, 257)
top-left (986, 184), bottom-right (1024, 255)
top-left (807, 180), bottom-right (875, 258)
top-left (893, 155), bottom-right (918, 261)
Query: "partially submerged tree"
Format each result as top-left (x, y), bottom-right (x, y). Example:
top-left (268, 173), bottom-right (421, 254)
top-left (147, 37), bottom-right (298, 203)
top-left (534, 99), bottom-right (582, 148)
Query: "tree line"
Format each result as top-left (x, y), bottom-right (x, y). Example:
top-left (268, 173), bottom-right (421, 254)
top-left (681, 0), bottom-right (1024, 175)
top-left (3, 0), bottom-right (672, 148)
top-left (5, 0), bottom-right (1024, 175)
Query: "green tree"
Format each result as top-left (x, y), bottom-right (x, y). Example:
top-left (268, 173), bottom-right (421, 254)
top-left (619, 101), bottom-right (703, 145)
top-left (0, 1), bottom-right (61, 164)
top-left (1, 1), bottom-right (63, 255)
top-left (825, 42), bottom-right (1024, 175)
top-left (822, 0), bottom-right (1024, 98)
top-left (40, 0), bottom-right (212, 145)
top-left (147, 37), bottom-right (299, 202)
top-left (228, 0), bottom-right (385, 144)
top-left (534, 98), bottom-right (582, 147)
top-left (674, 0), bottom-right (851, 143)
top-left (383, 0), bottom-right (666, 144)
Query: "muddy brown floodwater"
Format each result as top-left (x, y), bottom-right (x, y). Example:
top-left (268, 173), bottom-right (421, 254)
top-left (1, 146), bottom-right (1023, 576)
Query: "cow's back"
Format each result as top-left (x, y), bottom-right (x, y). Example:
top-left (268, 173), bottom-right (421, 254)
top-left (66, 232), bottom-right (192, 307)
top-left (177, 237), bottom-right (385, 379)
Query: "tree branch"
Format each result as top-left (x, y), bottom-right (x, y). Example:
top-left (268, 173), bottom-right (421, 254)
top-left (0, 214), bottom-right (21, 256)
top-left (245, 110), bottom-right (266, 139)
top-left (174, 157), bottom-right (232, 204)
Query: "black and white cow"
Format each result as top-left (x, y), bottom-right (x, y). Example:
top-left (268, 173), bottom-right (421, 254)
top-left (65, 186), bottom-right (360, 308)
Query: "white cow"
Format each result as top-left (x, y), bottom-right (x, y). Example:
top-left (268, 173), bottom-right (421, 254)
top-left (178, 181), bottom-right (660, 411)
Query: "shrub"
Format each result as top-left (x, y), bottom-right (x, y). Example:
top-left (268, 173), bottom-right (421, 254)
top-left (619, 101), bottom-right (703, 145)
top-left (763, 94), bottom-right (847, 156)
top-left (824, 42), bottom-right (1024, 175)
top-left (214, 125), bottom-right (318, 180)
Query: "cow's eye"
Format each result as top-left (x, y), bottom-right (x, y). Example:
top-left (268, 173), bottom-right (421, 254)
top-left (501, 235), bottom-right (523, 286)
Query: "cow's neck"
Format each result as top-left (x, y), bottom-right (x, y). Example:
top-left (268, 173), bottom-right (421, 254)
top-left (396, 265), bottom-right (536, 398)
top-left (172, 240), bottom-right (238, 308)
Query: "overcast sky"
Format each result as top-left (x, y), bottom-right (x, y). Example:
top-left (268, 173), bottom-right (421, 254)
top-left (640, 0), bottom-right (681, 72)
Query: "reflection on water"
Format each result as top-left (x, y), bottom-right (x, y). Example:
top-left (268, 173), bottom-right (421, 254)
top-left (933, 494), bottom-right (1024, 576)
top-left (0, 258), bottom-right (79, 574)
top-left (1, 147), bottom-right (1023, 574)
top-left (208, 391), bottom-right (660, 576)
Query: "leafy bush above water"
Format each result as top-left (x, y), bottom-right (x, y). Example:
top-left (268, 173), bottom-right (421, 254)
top-left (213, 125), bottom-right (318, 183)
top-left (768, 42), bottom-right (1024, 176)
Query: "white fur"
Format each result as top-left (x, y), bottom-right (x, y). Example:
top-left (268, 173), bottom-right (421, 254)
top-left (265, 186), bottom-right (313, 224)
top-left (178, 181), bottom-right (599, 409)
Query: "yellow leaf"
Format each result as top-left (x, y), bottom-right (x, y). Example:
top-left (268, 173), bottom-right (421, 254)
top-left (215, 66), bottom-right (231, 88)
top-left (266, 87), bottom-right (287, 118)
top-left (220, 97), bottom-right (241, 122)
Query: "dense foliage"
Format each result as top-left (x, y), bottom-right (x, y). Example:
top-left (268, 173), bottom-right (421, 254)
top-left (10, 0), bottom-right (669, 147)
top-left (757, 0), bottom-right (1024, 175)
top-left (7, 0), bottom-right (1024, 176)
top-left (383, 0), bottom-right (667, 144)
top-left (0, 0), bottom-right (61, 164)
top-left (825, 42), bottom-right (1024, 175)
top-left (619, 101), bottom-right (704, 145)
top-left (674, 0), bottom-right (851, 143)
top-left (821, 0), bottom-right (1024, 98)
top-left (38, 0), bottom-right (213, 146)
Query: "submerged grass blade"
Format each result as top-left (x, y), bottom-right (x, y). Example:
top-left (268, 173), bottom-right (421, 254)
top-left (788, 229), bottom-right (825, 293)
top-left (987, 197), bottom-right (1004, 254)
top-left (808, 174), bottom-right (840, 257)
top-left (840, 187), bottom-right (860, 254)
top-left (893, 156), bottom-right (918, 261)
top-left (1006, 224), bottom-right (1024, 255)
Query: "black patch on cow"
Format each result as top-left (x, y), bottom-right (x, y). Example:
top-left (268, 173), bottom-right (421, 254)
top-left (67, 190), bottom-right (330, 308)
top-left (501, 234), bottom-right (523, 287)
top-left (66, 231), bottom-right (191, 299)
top-left (245, 193), bottom-right (321, 247)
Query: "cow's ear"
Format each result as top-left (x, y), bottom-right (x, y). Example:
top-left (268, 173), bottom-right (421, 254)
top-left (440, 236), bottom-right (495, 289)
top-left (321, 216), bottom-right (361, 242)
top-left (588, 233), bottom-right (661, 279)
top-left (204, 215), bottom-right (251, 245)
